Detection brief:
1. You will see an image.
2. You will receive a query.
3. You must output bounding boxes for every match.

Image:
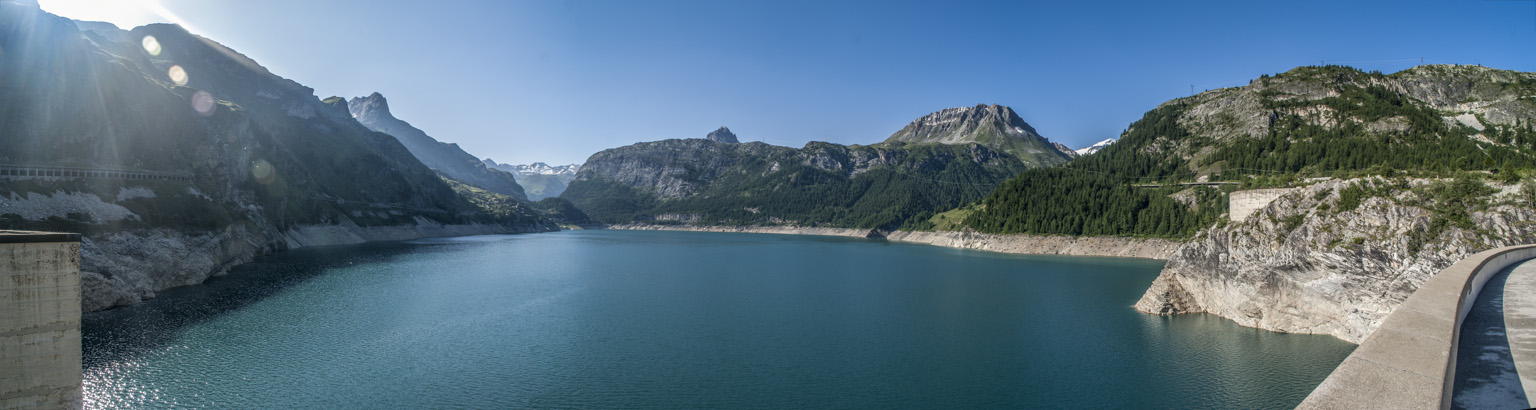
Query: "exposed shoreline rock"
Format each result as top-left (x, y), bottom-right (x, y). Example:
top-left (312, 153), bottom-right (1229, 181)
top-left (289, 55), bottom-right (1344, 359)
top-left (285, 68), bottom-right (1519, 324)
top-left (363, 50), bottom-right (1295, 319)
top-left (607, 224), bottom-right (1181, 260)
top-left (1135, 177), bottom-right (1536, 344)
top-left (80, 221), bottom-right (548, 313)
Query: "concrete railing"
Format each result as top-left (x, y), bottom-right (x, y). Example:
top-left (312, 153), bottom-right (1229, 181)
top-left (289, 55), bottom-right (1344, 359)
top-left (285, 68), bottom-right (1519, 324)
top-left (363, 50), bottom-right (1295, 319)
top-left (1297, 244), bottom-right (1536, 410)
top-left (0, 165), bottom-right (192, 182)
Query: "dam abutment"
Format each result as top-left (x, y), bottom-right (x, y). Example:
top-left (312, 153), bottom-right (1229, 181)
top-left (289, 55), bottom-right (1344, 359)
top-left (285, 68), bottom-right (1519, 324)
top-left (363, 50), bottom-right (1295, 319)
top-left (0, 231), bottom-right (83, 410)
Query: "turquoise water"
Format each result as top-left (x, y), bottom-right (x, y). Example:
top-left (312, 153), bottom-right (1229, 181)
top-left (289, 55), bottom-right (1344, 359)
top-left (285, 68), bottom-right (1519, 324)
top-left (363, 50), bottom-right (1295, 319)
top-left (82, 230), bottom-right (1354, 409)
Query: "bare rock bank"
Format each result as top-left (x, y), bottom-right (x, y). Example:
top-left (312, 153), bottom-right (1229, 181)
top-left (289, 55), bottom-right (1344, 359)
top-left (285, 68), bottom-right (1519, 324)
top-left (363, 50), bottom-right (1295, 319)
top-left (608, 224), bottom-right (1180, 259)
top-left (80, 220), bottom-right (543, 312)
top-left (1135, 177), bottom-right (1536, 343)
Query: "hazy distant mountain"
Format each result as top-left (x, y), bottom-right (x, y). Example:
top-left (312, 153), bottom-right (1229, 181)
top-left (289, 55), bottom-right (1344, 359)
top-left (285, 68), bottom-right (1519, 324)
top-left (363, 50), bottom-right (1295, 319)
top-left (884, 104), bottom-right (1074, 166)
top-left (482, 159), bottom-right (580, 200)
top-left (1074, 138), bottom-right (1116, 156)
top-left (485, 161), bottom-right (580, 176)
top-left (348, 93), bottom-right (527, 200)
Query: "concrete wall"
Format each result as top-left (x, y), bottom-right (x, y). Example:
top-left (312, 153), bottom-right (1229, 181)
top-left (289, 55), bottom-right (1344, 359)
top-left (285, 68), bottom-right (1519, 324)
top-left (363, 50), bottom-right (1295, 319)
top-left (1296, 244), bottom-right (1536, 410)
top-left (0, 232), bottom-right (83, 410)
top-left (1228, 188), bottom-right (1298, 222)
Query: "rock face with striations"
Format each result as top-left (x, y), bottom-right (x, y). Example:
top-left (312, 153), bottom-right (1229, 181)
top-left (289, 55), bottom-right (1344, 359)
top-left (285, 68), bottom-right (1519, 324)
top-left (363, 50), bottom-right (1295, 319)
top-left (348, 92), bottom-right (527, 199)
top-left (884, 104), bottom-right (1074, 167)
top-left (1137, 178), bottom-right (1536, 343)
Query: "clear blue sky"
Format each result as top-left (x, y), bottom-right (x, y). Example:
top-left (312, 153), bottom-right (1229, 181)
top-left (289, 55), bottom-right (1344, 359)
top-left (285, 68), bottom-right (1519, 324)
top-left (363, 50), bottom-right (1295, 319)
top-left (39, 0), bottom-right (1536, 165)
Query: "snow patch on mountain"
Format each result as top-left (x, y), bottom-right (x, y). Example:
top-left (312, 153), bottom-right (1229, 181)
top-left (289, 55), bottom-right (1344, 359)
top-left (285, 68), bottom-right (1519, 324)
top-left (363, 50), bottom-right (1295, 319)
top-left (1074, 138), bottom-right (1116, 156)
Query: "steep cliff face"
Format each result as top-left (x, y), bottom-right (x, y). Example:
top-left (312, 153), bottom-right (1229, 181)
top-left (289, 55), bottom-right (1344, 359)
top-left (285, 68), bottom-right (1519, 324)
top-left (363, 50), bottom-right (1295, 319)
top-left (348, 93), bottom-right (528, 199)
top-left (885, 104), bottom-right (1074, 166)
top-left (0, 4), bottom-right (552, 311)
top-left (563, 128), bottom-right (1031, 228)
top-left (1136, 177), bottom-right (1536, 343)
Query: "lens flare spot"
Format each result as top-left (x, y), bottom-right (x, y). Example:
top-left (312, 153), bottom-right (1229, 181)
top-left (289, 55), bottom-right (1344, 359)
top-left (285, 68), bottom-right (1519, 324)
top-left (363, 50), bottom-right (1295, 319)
top-left (251, 159), bottom-right (276, 185)
top-left (191, 91), bottom-right (215, 116)
top-left (167, 65), bottom-right (187, 86)
top-left (141, 35), bottom-right (161, 56)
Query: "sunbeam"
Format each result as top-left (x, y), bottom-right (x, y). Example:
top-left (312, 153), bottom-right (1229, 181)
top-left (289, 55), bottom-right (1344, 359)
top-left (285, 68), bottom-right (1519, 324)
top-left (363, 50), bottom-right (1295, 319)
top-left (35, 0), bottom-right (165, 29)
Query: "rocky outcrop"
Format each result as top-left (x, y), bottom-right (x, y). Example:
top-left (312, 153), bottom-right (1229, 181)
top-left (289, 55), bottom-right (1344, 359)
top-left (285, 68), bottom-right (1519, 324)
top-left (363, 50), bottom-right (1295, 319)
top-left (885, 104), bottom-right (1074, 166)
top-left (348, 92), bottom-right (528, 199)
top-left (1135, 177), bottom-right (1536, 343)
top-left (706, 127), bottom-right (739, 143)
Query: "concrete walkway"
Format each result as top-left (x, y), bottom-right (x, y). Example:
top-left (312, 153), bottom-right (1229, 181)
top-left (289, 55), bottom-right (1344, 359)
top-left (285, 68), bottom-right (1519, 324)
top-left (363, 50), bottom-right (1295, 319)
top-left (1506, 259), bottom-right (1536, 401)
top-left (1452, 258), bottom-right (1536, 409)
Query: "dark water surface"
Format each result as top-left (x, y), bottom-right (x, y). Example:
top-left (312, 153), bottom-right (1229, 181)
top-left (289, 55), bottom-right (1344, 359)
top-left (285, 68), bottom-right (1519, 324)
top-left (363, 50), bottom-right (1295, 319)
top-left (82, 230), bottom-right (1354, 409)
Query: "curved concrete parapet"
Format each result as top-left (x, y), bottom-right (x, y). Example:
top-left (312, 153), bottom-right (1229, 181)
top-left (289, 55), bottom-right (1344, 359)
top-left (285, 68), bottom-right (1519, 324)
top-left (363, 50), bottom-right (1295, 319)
top-left (1297, 244), bottom-right (1536, 410)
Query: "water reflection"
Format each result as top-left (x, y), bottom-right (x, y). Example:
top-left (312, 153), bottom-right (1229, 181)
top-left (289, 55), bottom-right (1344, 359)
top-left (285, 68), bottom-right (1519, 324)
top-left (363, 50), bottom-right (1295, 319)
top-left (82, 231), bottom-right (1355, 410)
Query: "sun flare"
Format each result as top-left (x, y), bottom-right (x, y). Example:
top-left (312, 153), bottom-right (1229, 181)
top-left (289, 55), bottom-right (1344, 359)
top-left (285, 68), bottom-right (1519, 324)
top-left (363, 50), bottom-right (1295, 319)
top-left (36, 0), bottom-right (172, 30)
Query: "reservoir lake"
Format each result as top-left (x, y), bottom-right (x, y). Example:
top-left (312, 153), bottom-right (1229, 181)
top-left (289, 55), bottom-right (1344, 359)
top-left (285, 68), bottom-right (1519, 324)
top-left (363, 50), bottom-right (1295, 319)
top-left (81, 230), bottom-right (1354, 409)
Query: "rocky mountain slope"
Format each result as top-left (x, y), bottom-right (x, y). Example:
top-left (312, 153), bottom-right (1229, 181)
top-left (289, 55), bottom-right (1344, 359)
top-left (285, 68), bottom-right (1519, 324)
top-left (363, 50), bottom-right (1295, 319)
top-left (348, 92), bottom-right (527, 199)
top-left (884, 104), bottom-right (1075, 166)
top-left (1117, 65), bottom-right (1535, 179)
top-left (562, 121), bottom-right (1038, 229)
top-left (0, 3), bottom-right (552, 312)
top-left (1090, 65), bottom-right (1536, 342)
top-left (482, 159), bottom-right (580, 200)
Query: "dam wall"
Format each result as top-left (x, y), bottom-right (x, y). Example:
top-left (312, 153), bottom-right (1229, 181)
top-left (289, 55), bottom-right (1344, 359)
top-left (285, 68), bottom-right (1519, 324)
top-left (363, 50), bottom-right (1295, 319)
top-left (0, 231), bottom-right (83, 410)
top-left (1296, 244), bottom-right (1536, 410)
top-left (1228, 188), bottom-right (1298, 222)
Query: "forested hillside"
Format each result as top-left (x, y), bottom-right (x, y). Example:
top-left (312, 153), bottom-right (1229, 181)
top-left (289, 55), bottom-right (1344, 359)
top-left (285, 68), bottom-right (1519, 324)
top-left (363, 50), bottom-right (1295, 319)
top-left (965, 65), bottom-right (1536, 239)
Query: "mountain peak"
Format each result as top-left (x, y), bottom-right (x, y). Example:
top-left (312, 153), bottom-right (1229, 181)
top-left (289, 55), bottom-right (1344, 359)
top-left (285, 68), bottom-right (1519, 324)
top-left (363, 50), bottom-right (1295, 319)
top-left (887, 104), bottom-right (1040, 145)
top-left (706, 127), bottom-right (739, 143)
top-left (884, 104), bottom-right (1070, 166)
top-left (347, 92), bottom-right (391, 120)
